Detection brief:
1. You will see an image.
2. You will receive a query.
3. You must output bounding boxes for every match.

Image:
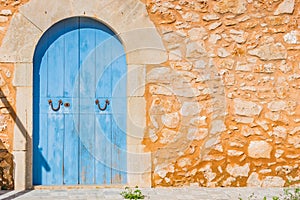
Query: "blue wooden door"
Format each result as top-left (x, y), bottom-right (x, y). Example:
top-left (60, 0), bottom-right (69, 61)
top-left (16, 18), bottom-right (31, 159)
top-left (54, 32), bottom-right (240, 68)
top-left (33, 17), bottom-right (127, 185)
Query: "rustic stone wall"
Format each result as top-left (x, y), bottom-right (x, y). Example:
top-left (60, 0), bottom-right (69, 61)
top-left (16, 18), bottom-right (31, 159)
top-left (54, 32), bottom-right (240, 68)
top-left (142, 0), bottom-right (300, 187)
top-left (0, 0), bottom-right (28, 189)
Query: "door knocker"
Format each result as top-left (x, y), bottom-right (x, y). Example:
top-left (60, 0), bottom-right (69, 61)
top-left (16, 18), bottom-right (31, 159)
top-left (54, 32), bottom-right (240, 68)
top-left (95, 99), bottom-right (110, 111)
top-left (48, 99), bottom-right (63, 112)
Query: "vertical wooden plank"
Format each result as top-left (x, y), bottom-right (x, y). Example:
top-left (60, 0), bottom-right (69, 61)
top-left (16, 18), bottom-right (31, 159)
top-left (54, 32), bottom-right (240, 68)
top-left (39, 46), bottom-right (48, 98)
top-left (63, 114), bottom-right (79, 185)
top-left (33, 113), bottom-right (49, 185)
top-left (95, 114), bottom-right (112, 184)
top-left (44, 18), bottom-right (66, 185)
top-left (95, 29), bottom-right (112, 99)
top-left (63, 17), bottom-right (80, 185)
top-left (33, 32), bottom-right (48, 185)
top-left (64, 17), bottom-right (79, 98)
top-left (47, 112), bottom-right (64, 185)
top-left (47, 29), bottom-right (64, 98)
top-left (111, 114), bottom-right (127, 184)
top-left (79, 18), bottom-right (96, 184)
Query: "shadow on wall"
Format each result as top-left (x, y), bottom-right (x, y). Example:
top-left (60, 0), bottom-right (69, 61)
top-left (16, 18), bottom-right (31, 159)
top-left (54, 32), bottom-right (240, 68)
top-left (0, 88), bottom-right (31, 189)
top-left (0, 139), bottom-right (13, 190)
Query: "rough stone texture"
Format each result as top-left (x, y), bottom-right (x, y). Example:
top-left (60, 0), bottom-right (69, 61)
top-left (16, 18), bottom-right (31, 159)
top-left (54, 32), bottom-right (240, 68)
top-left (247, 172), bottom-right (261, 187)
top-left (144, 0), bottom-right (300, 187)
top-left (213, 0), bottom-right (247, 15)
top-left (226, 163), bottom-right (250, 177)
top-left (261, 176), bottom-right (285, 187)
top-left (248, 43), bottom-right (287, 61)
top-left (248, 141), bottom-right (272, 159)
top-left (274, 0), bottom-right (295, 15)
top-left (234, 99), bottom-right (262, 117)
top-left (161, 112), bottom-right (180, 128)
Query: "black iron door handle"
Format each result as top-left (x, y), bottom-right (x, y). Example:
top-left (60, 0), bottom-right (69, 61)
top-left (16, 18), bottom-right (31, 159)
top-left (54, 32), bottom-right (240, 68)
top-left (48, 99), bottom-right (63, 112)
top-left (95, 99), bottom-right (110, 111)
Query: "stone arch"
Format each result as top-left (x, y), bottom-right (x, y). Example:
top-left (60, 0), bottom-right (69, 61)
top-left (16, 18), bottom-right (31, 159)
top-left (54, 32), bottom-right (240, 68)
top-left (0, 0), bottom-right (167, 189)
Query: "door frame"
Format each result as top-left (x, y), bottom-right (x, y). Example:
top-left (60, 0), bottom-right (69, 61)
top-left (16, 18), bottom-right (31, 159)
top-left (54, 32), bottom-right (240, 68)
top-left (0, 0), bottom-right (167, 190)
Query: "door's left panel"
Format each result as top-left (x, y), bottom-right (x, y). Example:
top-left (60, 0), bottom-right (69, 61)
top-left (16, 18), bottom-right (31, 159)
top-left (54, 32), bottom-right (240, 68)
top-left (33, 18), bottom-right (80, 185)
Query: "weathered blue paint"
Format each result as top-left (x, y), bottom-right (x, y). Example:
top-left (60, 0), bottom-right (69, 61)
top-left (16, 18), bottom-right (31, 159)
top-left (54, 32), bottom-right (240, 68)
top-left (33, 17), bottom-right (127, 185)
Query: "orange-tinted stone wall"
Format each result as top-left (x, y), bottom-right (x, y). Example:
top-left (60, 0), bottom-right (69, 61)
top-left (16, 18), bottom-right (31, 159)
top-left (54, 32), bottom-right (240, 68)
top-left (0, 0), bottom-right (29, 189)
top-left (142, 0), bottom-right (300, 187)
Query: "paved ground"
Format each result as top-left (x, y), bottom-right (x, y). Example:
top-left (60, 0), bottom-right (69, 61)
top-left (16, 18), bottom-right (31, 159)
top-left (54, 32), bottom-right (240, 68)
top-left (0, 187), bottom-right (287, 200)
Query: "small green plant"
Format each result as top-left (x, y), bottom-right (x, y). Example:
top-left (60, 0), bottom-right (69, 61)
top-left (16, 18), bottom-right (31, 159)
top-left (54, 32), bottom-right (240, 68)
top-left (120, 186), bottom-right (145, 200)
top-left (238, 188), bottom-right (300, 200)
top-left (282, 188), bottom-right (300, 200)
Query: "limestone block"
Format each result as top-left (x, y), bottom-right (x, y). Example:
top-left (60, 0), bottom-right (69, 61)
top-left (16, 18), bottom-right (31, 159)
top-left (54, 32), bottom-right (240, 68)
top-left (182, 11), bottom-right (200, 22)
top-left (177, 158), bottom-right (191, 168)
top-left (0, 10), bottom-right (12, 16)
top-left (0, 13), bottom-right (42, 62)
top-left (275, 149), bottom-right (284, 158)
top-left (230, 29), bottom-right (247, 44)
top-left (180, 102), bottom-right (202, 116)
top-left (168, 49), bottom-right (181, 62)
top-left (234, 98), bottom-right (262, 117)
top-left (188, 27), bottom-right (207, 41)
top-left (247, 172), bottom-right (261, 187)
top-left (210, 120), bottom-right (226, 134)
top-left (163, 31), bottom-right (185, 46)
top-left (248, 42), bottom-right (287, 61)
top-left (147, 67), bottom-right (172, 83)
top-left (0, 73), bottom-right (5, 87)
top-left (236, 62), bottom-right (253, 72)
top-left (213, 0), bottom-right (247, 14)
top-left (120, 28), bottom-right (167, 65)
top-left (208, 21), bottom-right (222, 31)
top-left (202, 14), bottom-right (220, 21)
top-left (0, 16), bottom-right (8, 23)
top-left (228, 150), bottom-right (244, 156)
top-left (19, 0), bottom-right (73, 31)
top-left (13, 63), bottom-right (32, 87)
top-left (274, 0), bottom-right (295, 15)
top-left (161, 112), bottom-right (180, 129)
top-left (154, 163), bottom-right (174, 178)
top-left (204, 137), bottom-right (220, 149)
top-left (14, 87), bottom-right (32, 151)
top-left (186, 41), bottom-right (207, 59)
top-left (127, 172), bottom-right (151, 188)
top-left (261, 176), bottom-right (285, 187)
top-left (209, 34), bottom-right (222, 44)
top-left (226, 163), bottom-right (250, 177)
top-left (217, 47), bottom-right (230, 58)
top-left (149, 85), bottom-right (173, 96)
top-left (127, 97), bottom-right (146, 145)
top-left (268, 126), bottom-right (287, 139)
top-left (287, 135), bottom-right (300, 148)
top-left (127, 65), bottom-right (145, 97)
top-left (248, 141), bottom-right (272, 159)
top-left (127, 145), bottom-right (151, 173)
top-left (267, 100), bottom-right (286, 112)
top-left (187, 127), bottom-right (208, 141)
top-left (159, 128), bottom-right (179, 144)
top-left (284, 30), bottom-right (299, 44)
top-left (13, 151), bottom-right (27, 190)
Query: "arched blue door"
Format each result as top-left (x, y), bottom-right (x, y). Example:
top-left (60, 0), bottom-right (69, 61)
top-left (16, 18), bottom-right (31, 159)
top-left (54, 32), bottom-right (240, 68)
top-left (33, 17), bottom-right (127, 185)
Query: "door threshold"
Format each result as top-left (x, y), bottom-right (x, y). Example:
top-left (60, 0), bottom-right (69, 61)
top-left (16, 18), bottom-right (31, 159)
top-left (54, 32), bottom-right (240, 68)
top-left (33, 184), bottom-right (128, 190)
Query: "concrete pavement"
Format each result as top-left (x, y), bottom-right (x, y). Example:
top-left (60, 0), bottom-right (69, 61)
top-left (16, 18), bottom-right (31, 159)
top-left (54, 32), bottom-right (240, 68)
top-left (0, 187), bottom-right (287, 200)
